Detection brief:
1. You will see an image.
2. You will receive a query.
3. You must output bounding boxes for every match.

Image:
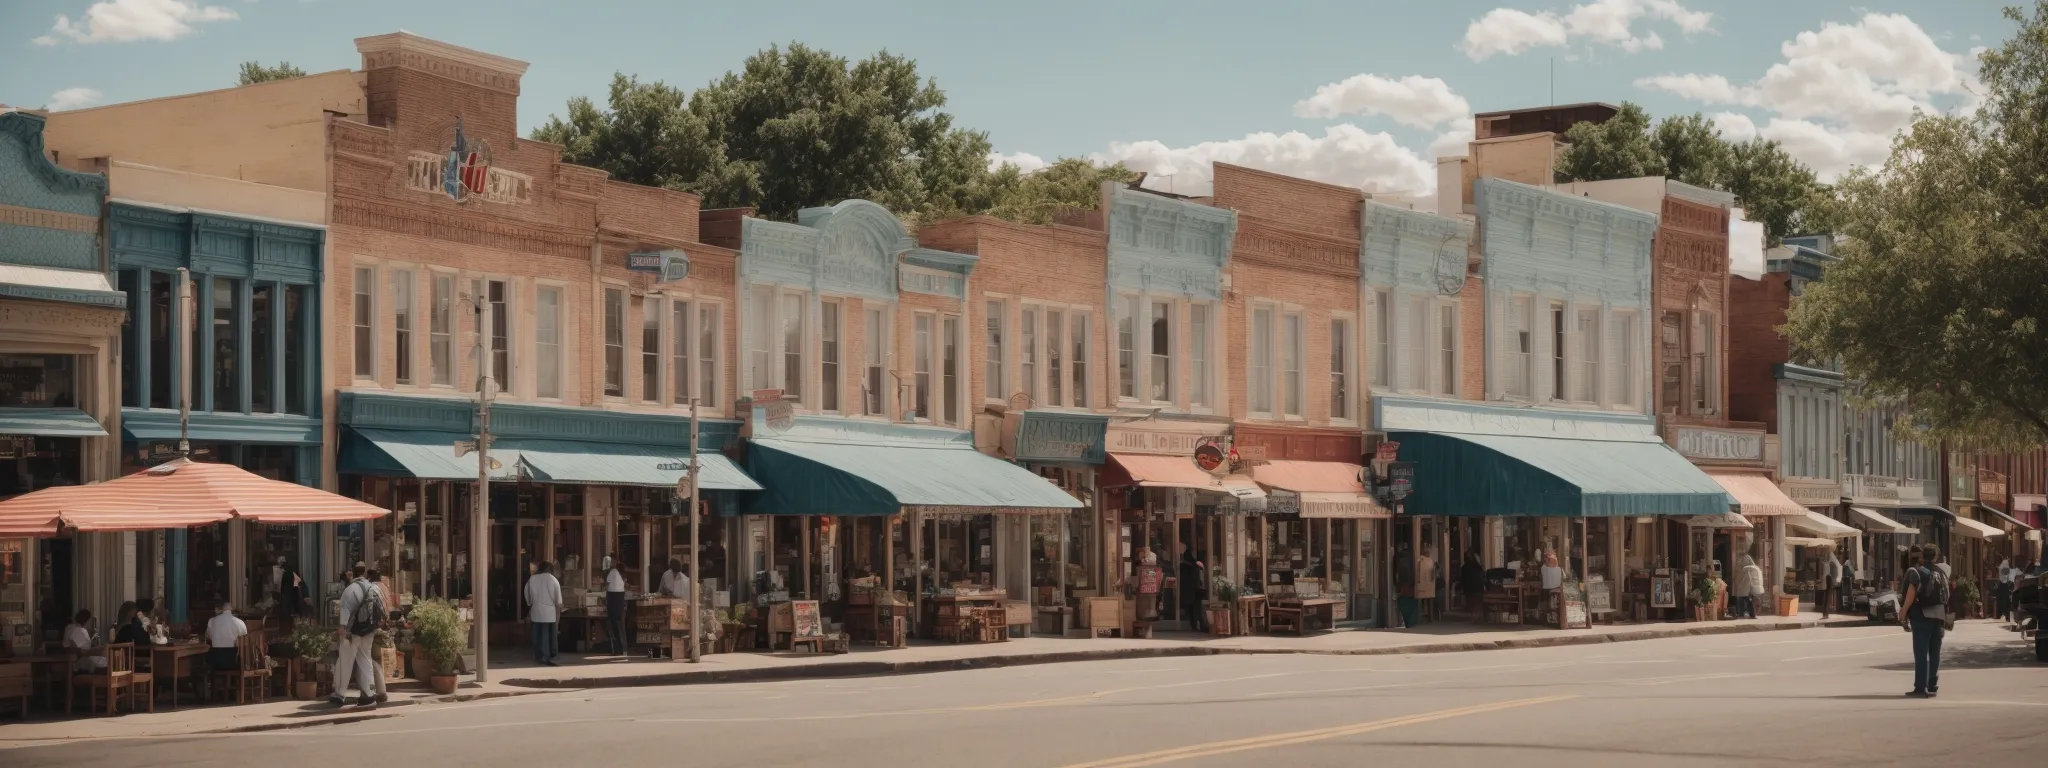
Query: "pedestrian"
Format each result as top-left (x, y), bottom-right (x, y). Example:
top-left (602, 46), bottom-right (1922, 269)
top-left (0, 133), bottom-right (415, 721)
top-left (1459, 551), bottom-right (1486, 616)
top-left (1994, 557), bottom-right (2015, 623)
top-left (1394, 542), bottom-right (1417, 629)
top-left (330, 564), bottom-right (381, 707)
top-left (1178, 546), bottom-right (1208, 633)
top-left (1900, 544), bottom-right (1948, 698)
top-left (603, 554), bottom-right (628, 656)
top-left (1734, 555), bottom-right (1763, 619)
top-left (527, 561), bottom-right (564, 666)
top-left (1414, 544), bottom-right (1438, 625)
top-left (62, 609), bottom-right (105, 672)
top-left (1820, 549), bottom-right (1846, 619)
top-left (357, 568), bottom-right (388, 704)
top-left (278, 560), bottom-right (306, 619)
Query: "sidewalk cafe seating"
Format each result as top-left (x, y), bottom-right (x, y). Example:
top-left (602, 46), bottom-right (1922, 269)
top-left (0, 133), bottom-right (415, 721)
top-left (70, 643), bottom-right (150, 715)
top-left (210, 629), bottom-right (271, 704)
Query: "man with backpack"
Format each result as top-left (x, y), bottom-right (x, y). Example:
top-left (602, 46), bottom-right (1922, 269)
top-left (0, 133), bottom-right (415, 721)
top-left (1900, 544), bottom-right (1949, 698)
top-left (331, 564), bottom-right (383, 707)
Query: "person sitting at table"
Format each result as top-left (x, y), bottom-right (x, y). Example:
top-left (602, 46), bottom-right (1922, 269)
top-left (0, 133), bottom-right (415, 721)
top-left (113, 601), bottom-right (146, 646)
top-left (62, 609), bottom-right (105, 672)
top-left (203, 598), bottom-right (247, 682)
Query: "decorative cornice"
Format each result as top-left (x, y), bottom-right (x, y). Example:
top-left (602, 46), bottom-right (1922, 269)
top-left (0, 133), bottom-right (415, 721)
top-left (902, 247), bottom-right (977, 274)
top-left (355, 32), bottom-right (527, 94)
top-left (1233, 216), bottom-right (1359, 277)
top-left (0, 202), bottom-right (97, 234)
top-left (0, 112), bottom-right (107, 200)
top-left (122, 408), bottom-right (323, 445)
top-left (332, 195), bottom-right (591, 260)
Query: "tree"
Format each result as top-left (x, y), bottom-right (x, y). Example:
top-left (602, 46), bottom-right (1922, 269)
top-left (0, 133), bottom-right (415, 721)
top-left (1554, 102), bottom-right (1664, 182)
top-left (238, 61), bottom-right (305, 86)
top-left (530, 74), bottom-right (727, 194)
top-left (1725, 138), bottom-right (1822, 244)
top-left (1652, 113), bottom-right (1731, 189)
top-left (1783, 1), bottom-right (2048, 446)
top-left (984, 158), bottom-right (1138, 225)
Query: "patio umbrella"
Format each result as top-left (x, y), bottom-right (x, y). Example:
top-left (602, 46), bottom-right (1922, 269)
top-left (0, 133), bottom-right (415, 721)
top-left (0, 457), bottom-right (389, 537)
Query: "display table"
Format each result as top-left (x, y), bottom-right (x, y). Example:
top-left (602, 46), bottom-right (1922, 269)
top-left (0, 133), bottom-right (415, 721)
top-left (924, 591), bottom-right (1008, 644)
top-left (1237, 595), bottom-right (1268, 635)
top-left (845, 592), bottom-right (910, 648)
top-left (150, 643), bottom-right (208, 709)
top-left (1267, 597), bottom-right (1340, 635)
top-left (1480, 584), bottom-right (1525, 625)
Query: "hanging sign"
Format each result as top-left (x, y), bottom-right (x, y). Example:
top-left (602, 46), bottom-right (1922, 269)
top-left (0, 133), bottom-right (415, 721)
top-left (1193, 436), bottom-right (1230, 476)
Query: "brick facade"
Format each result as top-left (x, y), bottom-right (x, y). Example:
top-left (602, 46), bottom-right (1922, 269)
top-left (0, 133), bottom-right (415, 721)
top-left (919, 216), bottom-right (1111, 414)
top-left (1650, 194), bottom-right (1732, 426)
top-left (1725, 272), bottom-right (1792, 431)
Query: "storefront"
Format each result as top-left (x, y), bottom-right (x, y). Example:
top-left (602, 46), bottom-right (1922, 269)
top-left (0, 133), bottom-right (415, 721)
top-left (1099, 419), bottom-right (1254, 634)
top-left (337, 391), bottom-right (757, 645)
top-left (1233, 424), bottom-right (1383, 626)
top-left (1665, 424), bottom-right (1812, 614)
top-left (994, 409), bottom-right (1109, 633)
top-left (1845, 471), bottom-right (1950, 590)
top-left (0, 111), bottom-right (125, 645)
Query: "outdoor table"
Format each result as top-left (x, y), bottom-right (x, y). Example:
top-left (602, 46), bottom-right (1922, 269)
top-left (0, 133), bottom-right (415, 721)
top-left (150, 643), bottom-right (208, 710)
top-left (0, 654), bottom-right (69, 712)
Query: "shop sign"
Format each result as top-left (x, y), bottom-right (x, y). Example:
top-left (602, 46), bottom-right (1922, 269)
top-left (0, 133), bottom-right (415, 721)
top-left (1107, 428), bottom-right (1219, 456)
top-left (1013, 412), bottom-right (1107, 464)
top-left (1384, 461), bottom-right (1415, 501)
top-left (1193, 436), bottom-right (1230, 475)
top-left (751, 388), bottom-right (794, 432)
top-left (628, 250), bottom-right (691, 282)
top-left (1845, 474), bottom-right (1936, 506)
top-left (1781, 480), bottom-right (1841, 507)
top-left (1266, 490), bottom-right (1302, 516)
top-left (1672, 426), bottom-right (1765, 462)
top-left (1374, 441), bottom-right (1400, 462)
top-left (1978, 469), bottom-right (2007, 504)
top-left (791, 600), bottom-right (823, 638)
top-left (1233, 444), bottom-right (1268, 463)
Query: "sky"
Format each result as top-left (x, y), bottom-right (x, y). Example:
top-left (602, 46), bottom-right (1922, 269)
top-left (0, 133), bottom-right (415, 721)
top-left (0, 0), bottom-right (2014, 200)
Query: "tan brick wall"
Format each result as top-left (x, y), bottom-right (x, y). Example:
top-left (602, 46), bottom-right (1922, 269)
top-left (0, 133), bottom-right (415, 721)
top-left (1651, 195), bottom-right (1732, 424)
top-left (1726, 272), bottom-right (1791, 430)
top-left (1210, 163), bottom-right (1362, 240)
top-left (919, 216), bottom-right (1111, 414)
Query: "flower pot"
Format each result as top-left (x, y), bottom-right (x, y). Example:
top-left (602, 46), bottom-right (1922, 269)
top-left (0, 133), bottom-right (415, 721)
top-left (294, 680), bottom-right (320, 700)
top-left (428, 673), bottom-right (458, 695)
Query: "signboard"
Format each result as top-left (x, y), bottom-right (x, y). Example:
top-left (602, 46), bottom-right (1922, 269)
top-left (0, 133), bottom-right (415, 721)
top-left (441, 119), bottom-right (491, 204)
top-left (1265, 490), bottom-right (1302, 516)
top-left (1586, 581), bottom-right (1613, 614)
top-left (1137, 565), bottom-right (1162, 595)
top-left (1374, 441), bottom-right (1401, 463)
top-left (790, 600), bottom-right (823, 638)
top-left (1978, 469), bottom-right (2008, 505)
top-left (1845, 474), bottom-right (1937, 506)
top-left (1013, 412), bottom-right (1107, 464)
top-left (628, 249), bottom-right (691, 282)
top-left (1107, 427), bottom-right (1222, 457)
top-left (1384, 461), bottom-right (1415, 501)
top-left (1193, 436), bottom-right (1230, 476)
top-left (751, 388), bottom-right (794, 432)
top-left (1782, 480), bottom-right (1842, 507)
top-left (1650, 576), bottom-right (1677, 608)
top-left (1559, 581), bottom-right (1589, 629)
top-left (1672, 426), bottom-right (1766, 462)
top-left (1232, 444), bottom-right (1268, 463)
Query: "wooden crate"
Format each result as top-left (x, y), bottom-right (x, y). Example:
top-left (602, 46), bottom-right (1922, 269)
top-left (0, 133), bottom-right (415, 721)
top-left (1004, 600), bottom-right (1032, 627)
top-left (1083, 597), bottom-right (1121, 629)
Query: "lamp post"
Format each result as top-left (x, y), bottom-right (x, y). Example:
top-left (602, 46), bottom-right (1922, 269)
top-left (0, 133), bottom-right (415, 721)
top-left (452, 294), bottom-right (495, 684)
top-left (687, 397), bottom-right (702, 662)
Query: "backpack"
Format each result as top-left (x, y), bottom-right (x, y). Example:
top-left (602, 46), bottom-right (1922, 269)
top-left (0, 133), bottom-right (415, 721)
top-left (346, 582), bottom-right (381, 637)
top-left (1912, 566), bottom-right (1948, 612)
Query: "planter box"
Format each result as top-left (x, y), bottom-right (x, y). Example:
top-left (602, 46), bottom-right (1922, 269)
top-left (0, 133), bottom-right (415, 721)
top-left (1775, 594), bottom-right (1800, 617)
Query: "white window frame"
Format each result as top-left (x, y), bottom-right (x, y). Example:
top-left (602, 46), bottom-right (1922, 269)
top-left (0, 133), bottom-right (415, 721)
top-left (695, 299), bottom-right (724, 415)
top-left (1610, 309), bottom-right (1639, 412)
top-left (535, 282), bottom-right (565, 401)
top-left (1506, 293), bottom-right (1534, 401)
top-left (1115, 292), bottom-right (1140, 402)
top-left (778, 289), bottom-right (808, 407)
top-left (819, 297), bottom-right (844, 414)
top-left (352, 262), bottom-right (377, 382)
top-left (1147, 298), bottom-right (1176, 406)
top-left (1369, 288), bottom-right (1391, 390)
top-left (1190, 301), bottom-right (1215, 413)
top-left (912, 311), bottom-right (935, 422)
top-left (391, 267), bottom-right (415, 386)
top-left (863, 305), bottom-right (890, 418)
top-left (640, 293), bottom-right (663, 404)
top-left (670, 295), bottom-right (693, 408)
top-left (428, 270), bottom-right (455, 388)
top-left (941, 312), bottom-right (962, 427)
top-left (1248, 302), bottom-right (1275, 417)
top-left (1281, 309), bottom-right (1304, 418)
top-left (1069, 308), bottom-right (1091, 410)
top-left (1329, 313), bottom-right (1356, 423)
top-left (1404, 294), bottom-right (1430, 394)
top-left (1435, 301), bottom-right (1457, 398)
top-left (984, 297), bottom-right (1006, 403)
top-left (1574, 305), bottom-right (1600, 405)
top-left (1021, 303), bottom-right (1040, 406)
top-left (602, 284), bottom-right (627, 399)
top-left (1547, 300), bottom-right (1567, 403)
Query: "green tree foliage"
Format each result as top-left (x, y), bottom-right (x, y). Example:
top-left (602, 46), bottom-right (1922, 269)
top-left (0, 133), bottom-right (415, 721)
top-left (1724, 138), bottom-right (1822, 244)
top-left (530, 74), bottom-right (726, 193)
top-left (984, 158), bottom-right (1139, 225)
top-left (237, 61), bottom-right (306, 86)
top-left (1554, 102), bottom-right (1664, 182)
top-left (1784, 2), bottom-right (2048, 445)
top-left (1651, 112), bottom-right (1731, 189)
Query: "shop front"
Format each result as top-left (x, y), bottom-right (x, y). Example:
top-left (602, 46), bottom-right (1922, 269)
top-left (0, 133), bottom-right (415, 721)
top-left (1379, 396), bottom-right (1731, 628)
top-left (1233, 424), bottom-right (1384, 627)
top-left (1664, 424), bottom-right (1814, 615)
top-left (1099, 419), bottom-right (1254, 635)
top-left (992, 409), bottom-right (1109, 634)
top-left (1846, 472), bottom-right (1953, 589)
top-left (337, 391), bottom-right (757, 647)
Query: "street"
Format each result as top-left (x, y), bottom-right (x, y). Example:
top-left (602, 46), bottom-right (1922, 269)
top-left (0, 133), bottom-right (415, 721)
top-left (7, 621), bottom-right (2044, 767)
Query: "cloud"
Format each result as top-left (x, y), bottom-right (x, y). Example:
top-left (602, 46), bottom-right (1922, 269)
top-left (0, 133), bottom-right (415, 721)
top-left (1756, 118), bottom-right (1893, 180)
top-left (36, 0), bottom-right (237, 45)
top-left (987, 151), bottom-right (1048, 174)
top-left (1429, 124), bottom-right (1475, 159)
top-left (1708, 111), bottom-right (1757, 143)
top-left (46, 87), bottom-right (105, 111)
top-left (1460, 0), bottom-right (1711, 61)
top-left (1293, 74), bottom-right (1471, 129)
top-left (1089, 124), bottom-right (1436, 198)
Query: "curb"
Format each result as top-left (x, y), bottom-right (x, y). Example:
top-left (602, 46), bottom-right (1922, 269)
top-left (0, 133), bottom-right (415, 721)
top-left (194, 690), bottom-right (551, 734)
top-left (503, 617), bottom-right (1864, 690)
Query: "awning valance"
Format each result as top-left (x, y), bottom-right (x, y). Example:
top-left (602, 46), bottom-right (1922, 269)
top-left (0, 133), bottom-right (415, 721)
top-left (1951, 514), bottom-right (2004, 540)
top-left (1251, 461), bottom-right (1388, 518)
top-left (0, 406), bottom-right (107, 438)
top-left (1707, 470), bottom-right (1806, 517)
top-left (1105, 453), bottom-right (1221, 489)
top-left (1785, 536), bottom-right (1839, 549)
top-left (1787, 510), bottom-right (1859, 539)
top-left (1972, 504), bottom-right (2035, 532)
top-left (1850, 506), bottom-right (1917, 535)
top-left (746, 433), bottom-right (1082, 517)
top-left (1688, 511), bottom-right (1753, 529)
top-left (514, 440), bottom-right (759, 491)
top-left (1390, 431), bottom-right (1730, 518)
top-left (0, 263), bottom-right (126, 308)
top-left (343, 428), bottom-right (519, 481)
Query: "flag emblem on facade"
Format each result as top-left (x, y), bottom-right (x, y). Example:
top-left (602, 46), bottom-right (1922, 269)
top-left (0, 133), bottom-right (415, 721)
top-left (442, 119), bottom-right (491, 203)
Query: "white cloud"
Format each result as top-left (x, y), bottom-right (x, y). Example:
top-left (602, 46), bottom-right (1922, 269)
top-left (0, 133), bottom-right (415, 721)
top-left (1460, 0), bottom-right (1711, 61)
top-left (46, 87), bottom-right (104, 111)
top-left (1757, 118), bottom-right (1893, 180)
top-left (1089, 124), bottom-right (1436, 198)
top-left (1708, 111), bottom-right (1757, 143)
top-left (987, 151), bottom-right (1048, 174)
top-left (36, 0), bottom-right (238, 45)
top-left (1429, 124), bottom-right (1475, 159)
top-left (1635, 73), bottom-right (1746, 103)
top-left (1293, 74), bottom-right (1471, 129)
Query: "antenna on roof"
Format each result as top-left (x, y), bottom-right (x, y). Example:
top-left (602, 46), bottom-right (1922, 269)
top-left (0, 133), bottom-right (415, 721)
top-left (1550, 57), bottom-right (1556, 106)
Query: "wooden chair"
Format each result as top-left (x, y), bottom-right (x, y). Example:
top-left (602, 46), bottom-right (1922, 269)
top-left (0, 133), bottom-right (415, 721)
top-left (70, 643), bottom-right (145, 715)
top-left (0, 663), bottom-right (31, 719)
top-left (210, 630), bottom-right (270, 704)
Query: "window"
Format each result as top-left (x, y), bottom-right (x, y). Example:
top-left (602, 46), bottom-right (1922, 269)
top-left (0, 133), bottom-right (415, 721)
top-left (284, 285), bottom-right (308, 415)
top-left (251, 283), bottom-right (274, 412)
top-left (353, 267), bottom-right (374, 379)
top-left (1370, 289), bottom-right (1391, 389)
top-left (1549, 302), bottom-right (1566, 401)
top-left (641, 295), bottom-right (661, 403)
top-left (149, 271), bottom-right (173, 409)
top-left (1116, 295), bottom-right (1138, 400)
top-left (1046, 310), bottom-right (1064, 408)
top-left (780, 292), bottom-right (805, 401)
top-left (671, 299), bottom-right (692, 405)
top-left (1691, 308), bottom-right (1717, 415)
top-left (603, 287), bottom-right (625, 397)
top-left (119, 271), bottom-right (139, 409)
top-left (943, 315), bottom-right (960, 424)
top-left (488, 280), bottom-right (510, 389)
top-left (1611, 311), bottom-right (1638, 410)
top-left (1438, 304), bottom-right (1457, 397)
top-left (1021, 306), bottom-right (1038, 403)
top-left (914, 314), bottom-right (933, 420)
top-left (430, 275), bottom-right (452, 386)
top-left (984, 300), bottom-right (1005, 401)
top-left (821, 300), bottom-right (841, 412)
top-left (1507, 295), bottom-right (1532, 399)
top-left (1070, 312), bottom-right (1089, 409)
top-left (537, 286), bottom-right (562, 399)
top-left (1281, 311), bottom-right (1302, 417)
top-left (1149, 300), bottom-right (1173, 403)
top-left (212, 278), bottom-right (238, 410)
top-left (1575, 308), bottom-right (1599, 403)
top-left (865, 307), bottom-right (887, 416)
top-left (1330, 317), bottom-right (1351, 420)
top-left (747, 286), bottom-right (772, 392)
top-left (392, 271), bottom-right (414, 385)
top-left (1191, 303), bottom-right (1212, 409)
top-left (1250, 306), bottom-right (1273, 414)
top-left (1407, 296), bottom-right (1429, 392)
top-left (1659, 312), bottom-right (1683, 414)
top-left (697, 304), bottom-right (719, 409)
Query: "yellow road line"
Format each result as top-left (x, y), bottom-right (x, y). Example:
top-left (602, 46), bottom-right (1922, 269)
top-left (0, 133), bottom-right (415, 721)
top-left (1058, 695), bottom-right (1576, 768)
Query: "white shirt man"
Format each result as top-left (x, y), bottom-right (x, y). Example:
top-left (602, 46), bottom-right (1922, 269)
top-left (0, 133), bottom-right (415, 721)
top-left (63, 618), bottom-right (104, 672)
top-left (332, 573), bottom-right (382, 706)
top-left (605, 565), bottom-right (626, 593)
top-left (660, 568), bottom-right (691, 599)
top-left (525, 568), bottom-right (565, 624)
top-left (206, 607), bottom-right (248, 649)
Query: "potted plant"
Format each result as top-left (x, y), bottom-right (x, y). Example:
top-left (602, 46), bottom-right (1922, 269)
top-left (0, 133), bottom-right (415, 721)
top-left (288, 621), bottom-right (334, 700)
top-left (1690, 575), bottom-right (1720, 622)
top-left (1956, 578), bottom-right (1982, 619)
top-left (409, 599), bottom-right (468, 695)
top-left (1208, 577), bottom-right (1241, 636)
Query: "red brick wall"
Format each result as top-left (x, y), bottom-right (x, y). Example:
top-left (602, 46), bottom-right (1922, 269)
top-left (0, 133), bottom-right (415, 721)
top-left (1222, 207), bottom-right (1362, 425)
top-left (1651, 195), bottom-right (1732, 422)
top-left (919, 216), bottom-right (1110, 413)
top-left (1210, 163), bottom-right (1361, 240)
top-left (1725, 272), bottom-right (1791, 431)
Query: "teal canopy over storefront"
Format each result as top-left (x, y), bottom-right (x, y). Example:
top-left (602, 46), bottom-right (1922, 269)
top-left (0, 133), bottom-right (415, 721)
top-left (744, 416), bottom-right (1084, 517)
top-left (1392, 431), bottom-right (1732, 518)
top-left (516, 440), bottom-right (758, 490)
top-left (0, 407), bottom-right (106, 437)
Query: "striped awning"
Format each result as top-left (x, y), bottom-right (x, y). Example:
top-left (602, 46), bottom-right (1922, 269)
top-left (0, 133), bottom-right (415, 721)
top-left (0, 457), bottom-right (389, 536)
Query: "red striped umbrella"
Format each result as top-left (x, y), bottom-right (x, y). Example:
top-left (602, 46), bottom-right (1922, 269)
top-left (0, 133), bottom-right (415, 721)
top-left (0, 457), bottom-right (389, 537)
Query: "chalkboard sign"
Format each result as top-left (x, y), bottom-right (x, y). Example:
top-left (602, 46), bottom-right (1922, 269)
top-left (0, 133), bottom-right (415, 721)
top-left (1137, 565), bottom-right (1162, 595)
top-left (1586, 581), bottom-right (1613, 614)
top-left (1559, 581), bottom-right (1589, 629)
top-left (1650, 576), bottom-right (1677, 608)
top-left (791, 600), bottom-right (823, 638)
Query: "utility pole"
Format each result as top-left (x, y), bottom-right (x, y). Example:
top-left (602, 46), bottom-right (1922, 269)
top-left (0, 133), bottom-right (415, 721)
top-left (471, 297), bottom-right (494, 683)
top-left (686, 396), bottom-right (702, 662)
top-left (176, 268), bottom-right (192, 458)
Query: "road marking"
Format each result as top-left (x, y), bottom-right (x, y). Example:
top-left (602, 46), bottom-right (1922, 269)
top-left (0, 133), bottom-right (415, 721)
top-left (1736, 634), bottom-right (1892, 648)
top-left (1784, 650), bottom-right (1879, 662)
top-left (1251, 682), bottom-right (1417, 698)
top-left (1098, 667), bottom-right (1185, 674)
top-left (1574, 672), bottom-right (1766, 687)
top-left (1056, 695), bottom-right (1574, 768)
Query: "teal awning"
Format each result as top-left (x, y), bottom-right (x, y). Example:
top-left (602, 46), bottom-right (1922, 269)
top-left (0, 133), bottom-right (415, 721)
top-left (343, 428), bottom-right (519, 481)
top-left (745, 433), bottom-right (1084, 517)
top-left (514, 440), bottom-right (759, 491)
top-left (1393, 431), bottom-right (1731, 518)
top-left (0, 407), bottom-right (107, 437)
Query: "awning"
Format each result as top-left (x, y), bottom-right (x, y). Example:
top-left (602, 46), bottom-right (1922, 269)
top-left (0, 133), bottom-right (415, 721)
top-left (1850, 506), bottom-right (1917, 535)
top-left (1972, 504), bottom-right (2036, 532)
top-left (514, 440), bottom-right (759, 491)
top-left (343, 428), bottom-right (521, 481)
top-left (0, 457), bottom-right (385, 535)
top-left (1951, 514), bottom-right (2005, 540)
top-left (1707, 470), bottom-right (1806, 517)
top-left (747, 431), bottom-right (1083, 517)
top-left (1391, 431), bottom-right (1731, 517)
top-left (1687, 511), bottom-right (1753, 529)
top-left (1218, 475), bottom-right (1268, 511)
top-left (1785, 536), bottom-right (1839, 549)
top-left (0, 263), bottom-right (127, 308)
top-left (0, 406), bottom-right (107, 438)
top-left (1106, 453), bottom-right (1224, 489)
top-left (1787, 510), bottom-right (1859, 539)
top-left (1251, 460), bottom-right (1387, 518)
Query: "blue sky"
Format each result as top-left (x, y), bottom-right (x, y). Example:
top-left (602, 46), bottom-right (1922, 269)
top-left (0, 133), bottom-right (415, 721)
top-left (0, 0), bottom-right (2011, 198)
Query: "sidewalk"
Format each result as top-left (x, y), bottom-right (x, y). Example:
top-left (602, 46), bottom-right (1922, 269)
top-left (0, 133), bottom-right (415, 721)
top-left (0, 611), bottom-right (1865, 744)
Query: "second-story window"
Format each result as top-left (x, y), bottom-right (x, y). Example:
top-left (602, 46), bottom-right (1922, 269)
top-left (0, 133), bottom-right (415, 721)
top-left (697, 303), bottom-right (720, 409)
top-left (1190, 303), bottom-right (1212, 409)
top-left (1070, 312), bottom-right (1090, 409)
top-left (251, 283), bottom-right (273, 411)
top-left (1116, 295), bottom-right (1138, 400)
top-left (1507, 295), bottom-right (1532, 399)
top-left (1046, 309), bottom-right (1064, 407)
top-left (1690, 301), bottom-right (1717, 416)
top-left (1406, 296), bottom-right (1429, 392)
top-left (780, 292), bottom-right (805, 402)
top-left (392, 270), bottom-right (414, 385)
top-left (821, 299), bottom-right (841, 412)
top-left (1330, 316), bottom-right (1352, 420)
top-left (1610, 311), bottom-right (1638, 410)
top-left (1149, 300), bottom-right (1174, 403)
top-left (942, 314), bottom-right (961, 424)
top-left (672, 299), bottom-right (693, 406)
top-left (985, 299), bottom-right (1005, 401)
top-left (212, 278), bottom-right (238, 409)
top-left (353, 267), bottom-right (375, 380)
top-left (536, 286), bottom-right (562, 399)
top-left (913, 313), bottom-right (933, 420)
top-left (641, 295), bottom-right (661, 403)
top-left (1437, 303), bottom-right (1457, 397)
top-left (1021, 306), bottom-right (1038, 404)
top-left (1575, 307), bottom-right (1600, 403)
top-left (1281, 310), bottom-right (1303, 417)
top-left (1250, 305), bottom-right (1273, 415)
top-left (864, 306), bottom-right (888, 416)
top-left (430, 275), bottom-right (453, 386)
top-left (488, 280), bottom-right (510, 390)
top-left (603, 287), bottom-right (625, 397)
top-left (1549, 302), bottom-right (1566, 402)
top-left (1659, 311), bottom-right (1683, 415)
top-left (1370, 289), bottom-right (1391, 390)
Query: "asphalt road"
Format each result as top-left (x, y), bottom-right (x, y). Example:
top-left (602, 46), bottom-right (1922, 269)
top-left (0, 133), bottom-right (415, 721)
top-left (9, 621), bottom-right (2046, 767)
